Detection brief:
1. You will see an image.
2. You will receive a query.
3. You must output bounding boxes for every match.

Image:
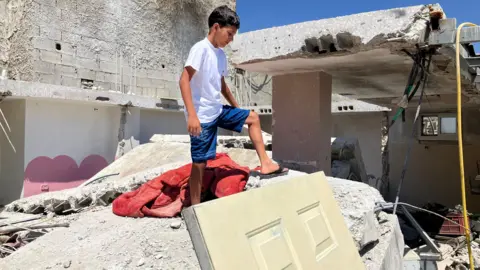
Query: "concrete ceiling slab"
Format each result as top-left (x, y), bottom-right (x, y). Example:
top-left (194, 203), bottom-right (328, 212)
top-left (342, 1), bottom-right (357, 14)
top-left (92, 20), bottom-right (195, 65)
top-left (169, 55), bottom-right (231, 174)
top-left (229, 4), bottom-right (479, 101)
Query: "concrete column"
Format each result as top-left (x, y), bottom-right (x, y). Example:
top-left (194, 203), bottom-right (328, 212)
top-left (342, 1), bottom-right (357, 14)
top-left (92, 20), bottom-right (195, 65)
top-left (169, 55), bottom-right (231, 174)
top-left (272, 71), bottom-right (332, 174)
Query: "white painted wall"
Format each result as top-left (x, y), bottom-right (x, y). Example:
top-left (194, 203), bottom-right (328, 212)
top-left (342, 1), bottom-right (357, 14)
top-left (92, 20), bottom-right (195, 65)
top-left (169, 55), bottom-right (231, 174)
top-left (0, 99), bottom-right (25, 205)
top-left (24, 99), bottom-right (121, 166)
top-left (139, 109), bottom-right (188, 143)
top-left (332, 113), bottom-right (384, 178)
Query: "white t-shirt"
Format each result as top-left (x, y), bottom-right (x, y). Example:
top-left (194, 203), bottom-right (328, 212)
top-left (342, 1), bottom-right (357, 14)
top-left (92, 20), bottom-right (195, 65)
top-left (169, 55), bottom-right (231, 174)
top-left (183, 38), bottom-right (228, 123)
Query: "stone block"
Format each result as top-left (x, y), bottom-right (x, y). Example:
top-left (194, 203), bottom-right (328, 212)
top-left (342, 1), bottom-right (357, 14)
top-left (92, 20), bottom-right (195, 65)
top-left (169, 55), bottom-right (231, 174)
top-left (55, 64), bottom-right (77, 78)
top-left (61, 76), bottom-right (80, 87)
top-left (99, 61), bottom-right (117, 74)
top-left (39, 50), bottom-right (61, 64)
top-left (136, 77), bottom-right (153, 87)
top-left (32, 37), bottom-right (56, 51)
top-left (77, 69), bottom-right (95, 80)
top-left (164, 80), bottom-right (178, 91)
top-left (33, 60), bottom-right (55, 74)
top-left (57, 42), bottom-right (75, 55)
top-left (40, 27), bottom-right (61, 41)
top-left (272, 71), bottom-right (332, 174)
top-left (168, 89), bottom-right (181, 99)
top-left (76, 57), bottom-right (99, 71)
top-left (37, 73), bottom-right (55, 84)
top-left (95, 72), bottom-right (105, 82)
top-left (146, 69), bottom-right (173, 81)
top-left (99, 82), bottom-right (113, 91)
top-left (103, 72), bottom-right (117, 83)
top-left (61, 54), bottom-right (75, 66)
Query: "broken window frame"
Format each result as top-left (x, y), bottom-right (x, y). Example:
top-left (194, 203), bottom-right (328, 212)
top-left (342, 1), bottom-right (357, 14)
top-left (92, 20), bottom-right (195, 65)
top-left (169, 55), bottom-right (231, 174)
top-left (417, 113), bottom-right (458, 141)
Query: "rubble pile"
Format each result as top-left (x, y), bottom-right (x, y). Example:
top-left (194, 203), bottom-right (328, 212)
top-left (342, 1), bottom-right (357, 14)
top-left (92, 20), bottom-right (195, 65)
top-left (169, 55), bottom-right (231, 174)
top-left (0, 136), bottom-right (407, 269)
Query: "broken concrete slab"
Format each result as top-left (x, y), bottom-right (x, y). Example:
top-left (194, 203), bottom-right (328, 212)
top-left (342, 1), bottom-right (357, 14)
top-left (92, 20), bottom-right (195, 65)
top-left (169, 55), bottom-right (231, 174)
top-left (331, 137), bottom-right (369, 184)
top-left (0, 174), bottom-right (402, 270)
top-left (229, 4), bottom-right (477, 100)
top-left (231, 4), bottom-right (435, 70)
top-left (183, 172), bottom-right (364, 269)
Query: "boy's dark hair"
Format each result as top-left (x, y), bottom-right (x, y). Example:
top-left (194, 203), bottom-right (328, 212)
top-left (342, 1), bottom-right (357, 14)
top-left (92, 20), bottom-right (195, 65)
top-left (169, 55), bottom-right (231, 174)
top-left (208, 5), bottom-right (240, 29)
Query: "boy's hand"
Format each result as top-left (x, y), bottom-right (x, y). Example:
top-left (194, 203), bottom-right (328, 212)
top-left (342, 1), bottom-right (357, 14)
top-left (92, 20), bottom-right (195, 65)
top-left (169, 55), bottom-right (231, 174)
top-left (188, 115), bottom-right (202, 137)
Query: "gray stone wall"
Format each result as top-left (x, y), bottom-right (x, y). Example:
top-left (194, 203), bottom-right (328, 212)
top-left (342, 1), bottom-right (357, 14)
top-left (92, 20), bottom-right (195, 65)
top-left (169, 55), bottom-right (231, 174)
top-left (2, 0), bottom-right (235, 100)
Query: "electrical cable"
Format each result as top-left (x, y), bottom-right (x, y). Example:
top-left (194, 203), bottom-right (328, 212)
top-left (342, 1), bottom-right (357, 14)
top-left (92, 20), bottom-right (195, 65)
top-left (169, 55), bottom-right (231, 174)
top-left (393, 52), bottom-right (432, 214)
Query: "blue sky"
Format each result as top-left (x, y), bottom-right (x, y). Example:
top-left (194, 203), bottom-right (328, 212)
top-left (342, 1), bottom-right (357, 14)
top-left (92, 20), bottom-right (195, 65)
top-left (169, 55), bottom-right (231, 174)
top-left (236, 0), bottom-right (479, 52)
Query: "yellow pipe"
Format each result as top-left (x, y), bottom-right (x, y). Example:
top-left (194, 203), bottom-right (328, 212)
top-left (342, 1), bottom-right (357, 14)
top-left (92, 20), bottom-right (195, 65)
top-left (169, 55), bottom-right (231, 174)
top-left (455, 22), bottom-right (477, 270)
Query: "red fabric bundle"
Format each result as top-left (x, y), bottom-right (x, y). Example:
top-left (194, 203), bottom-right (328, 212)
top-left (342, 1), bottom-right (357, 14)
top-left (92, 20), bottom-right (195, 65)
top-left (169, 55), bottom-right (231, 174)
top-left (112, 153), bottom-right (250, 218)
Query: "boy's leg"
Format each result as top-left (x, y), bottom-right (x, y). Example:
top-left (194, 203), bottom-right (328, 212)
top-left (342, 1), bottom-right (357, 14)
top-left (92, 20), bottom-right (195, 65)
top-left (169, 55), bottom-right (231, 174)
top-left (218, 105), bottom-right (287, 175)
top-left (189, 121), bottom-right (218, 205)
top-left (189, 162), bottom-right (205, 205)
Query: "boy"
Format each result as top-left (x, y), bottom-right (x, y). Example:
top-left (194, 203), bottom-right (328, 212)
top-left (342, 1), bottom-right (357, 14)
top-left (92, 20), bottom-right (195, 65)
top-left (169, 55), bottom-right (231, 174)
top-left (179, 5), bottom-right (288, 205)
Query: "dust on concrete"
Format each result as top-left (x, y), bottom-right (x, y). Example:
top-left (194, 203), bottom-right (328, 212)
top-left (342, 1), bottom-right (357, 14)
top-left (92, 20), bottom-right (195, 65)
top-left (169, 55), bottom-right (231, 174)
top-left (0, 207), bottom-right (199, 270)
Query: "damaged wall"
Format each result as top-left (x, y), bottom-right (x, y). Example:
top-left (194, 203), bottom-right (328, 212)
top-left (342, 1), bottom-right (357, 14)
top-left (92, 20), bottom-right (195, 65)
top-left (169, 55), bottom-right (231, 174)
top-left (23, 99), bottom-right (122, 197)
top-left (0, 99), bottom-right (25, 205)
top-left (332, 113), bottom-right (383, 178)
top-left (387, 107), bottom-right (480, 212)
top-left (2, 0), bottom-right (235, 98)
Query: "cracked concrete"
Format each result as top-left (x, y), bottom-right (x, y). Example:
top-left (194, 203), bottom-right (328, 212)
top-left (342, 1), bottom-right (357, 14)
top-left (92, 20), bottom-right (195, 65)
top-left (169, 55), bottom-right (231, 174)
top-left (1, 174), bottom-right (403, 270)
top-left (230, 4), bottom-right (434, 67)
top-left (228, 4), bottom-right (477, 101)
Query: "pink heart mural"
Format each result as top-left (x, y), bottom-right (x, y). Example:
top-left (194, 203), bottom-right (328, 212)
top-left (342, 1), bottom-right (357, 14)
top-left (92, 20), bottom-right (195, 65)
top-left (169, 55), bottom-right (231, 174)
top-left (24, 155), bottom-right (109, 197)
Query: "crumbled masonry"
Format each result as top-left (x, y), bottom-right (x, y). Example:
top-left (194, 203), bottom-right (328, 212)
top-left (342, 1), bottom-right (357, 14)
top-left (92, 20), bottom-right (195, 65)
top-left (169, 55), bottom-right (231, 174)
top-left (2, 137), bottom-right (402, 269)
top-left (230, 4), bottom-right (438, 67)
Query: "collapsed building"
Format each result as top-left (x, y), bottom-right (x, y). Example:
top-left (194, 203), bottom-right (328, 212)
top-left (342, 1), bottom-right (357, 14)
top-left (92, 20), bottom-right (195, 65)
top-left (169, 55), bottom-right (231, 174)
top-left (0, 1), bottom-right (480, 269)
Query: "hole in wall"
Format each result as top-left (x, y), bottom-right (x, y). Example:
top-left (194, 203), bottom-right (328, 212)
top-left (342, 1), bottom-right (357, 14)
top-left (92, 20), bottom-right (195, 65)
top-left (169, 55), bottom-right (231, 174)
top-left (349, 105), bottom-right (354, 110)
top-left (95, 97), bottom-right (109, 101)
top-left (56, 43), bottom-right (62, 51)
top-left (338, 106), bottom-right (343, 111)
top-left (343, 106), bottom-right (348, 110)
top-left (162, 64), bottom-right (165, 69)
top-left (81, 78), bottom-right (94, 90)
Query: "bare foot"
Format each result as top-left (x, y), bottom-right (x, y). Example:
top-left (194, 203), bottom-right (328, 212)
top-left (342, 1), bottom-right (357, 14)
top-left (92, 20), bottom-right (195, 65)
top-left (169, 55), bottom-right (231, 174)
top-left (260, 160), bottom-right (288, 175)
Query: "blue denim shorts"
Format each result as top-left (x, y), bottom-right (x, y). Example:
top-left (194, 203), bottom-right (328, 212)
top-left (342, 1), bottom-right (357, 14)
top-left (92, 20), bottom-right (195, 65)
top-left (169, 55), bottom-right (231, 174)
top-left (190, 105), bottom-right (250, 163)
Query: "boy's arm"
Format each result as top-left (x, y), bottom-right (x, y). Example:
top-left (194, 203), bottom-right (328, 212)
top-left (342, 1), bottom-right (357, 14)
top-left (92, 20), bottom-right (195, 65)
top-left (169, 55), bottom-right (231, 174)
top-left (179, 66), bottom-right (202, 136)
top-left (221, 77), bottom-right (240, 108)
top-left (179, 67), bottom-right (198, 119)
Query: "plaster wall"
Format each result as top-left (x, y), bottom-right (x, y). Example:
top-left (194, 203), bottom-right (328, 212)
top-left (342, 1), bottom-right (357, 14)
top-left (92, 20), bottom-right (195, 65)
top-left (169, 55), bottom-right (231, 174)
top-left (387, 108), bottom-right (480, 212)
top-left (3, 0), bottom-right (235, 98)
top-left (23, 99), bottom-right (122, 197)
top-left (332, 113), bottom-right (383, 178)
top-left (0, 99), bottom-right (25, 205)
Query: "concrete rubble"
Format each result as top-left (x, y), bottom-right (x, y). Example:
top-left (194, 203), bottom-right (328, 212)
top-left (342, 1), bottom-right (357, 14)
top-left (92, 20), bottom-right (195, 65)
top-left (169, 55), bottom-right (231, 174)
top-left (0, 135), bottom-right (405, 269)
top-left (5, 135), bottom-right (369, 214)
top-left (0, 178), bottom-right (402, 269)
